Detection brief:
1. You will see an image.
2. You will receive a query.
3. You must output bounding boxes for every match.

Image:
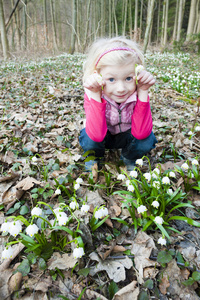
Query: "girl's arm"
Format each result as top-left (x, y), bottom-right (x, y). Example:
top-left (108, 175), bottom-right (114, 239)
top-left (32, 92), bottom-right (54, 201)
top-left (84, 93), bottom-right (107, 142)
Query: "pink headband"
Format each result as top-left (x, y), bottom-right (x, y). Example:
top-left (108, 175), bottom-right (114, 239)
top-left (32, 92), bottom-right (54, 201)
top-left (95, 47), bottom-right (137, 67)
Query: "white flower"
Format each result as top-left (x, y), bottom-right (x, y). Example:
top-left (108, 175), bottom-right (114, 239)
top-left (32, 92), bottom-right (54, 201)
top-left (188, 131), bottom-right (193, 135)
top-left (130, 170), bottom-right (138, 178)
top-left (26, 224), bottom-right (39, 237)
top-left (31, 207), bottom-right (43, 216)
top-left (169, 171), bottom-right (176, 178)
top-left (195, 126), bottom-right (200, 132)
top-left (73, 247), bottom-right (84, 259)
top-left (136, 159), bottom-right (143, 166)
top-left (153, 168), bottom-right (160, 175)
top-left (32, 156), bottom-right (38, 163)
top-left (158, 237), bottom-right (167, 246)
top-left (53, 207), bottom-right (62, 216)
top-left (2, 246), bottom-right (13, 259)
top-left (73, 154), bottom-right (81, 162)
top-left (127, 185), bottom-right (135, 192)
top-left (167, 188), bottom-right (173, 195)
top-left (74, 183), bottom-right (80, 190)
top-left (69, 201), bottom-right (79, 210)
top-left (162, 177), bottom-right (170, 184)
top-left (153, 181), bottom-right (160, 188)
top-left (181, 163), bottom-right (189, 170)
top-left (137, 205), bottom-right (147, 214)
top-left (57, 212), bottom-right (68, 226)
top-left (152, 200), bottom-right (159, 208)
top-left (117, 174), bottom-right (126, 181)
top-left (1, 222), bottom-right (10, 233)
top-left (76, 178), bottom-right (83, 184)
top-left (154, 216), bottom-right (164, 225)
top-left (135, 64), bottom-right (144, 75)
top-left (144, 173), bottom-right (151, 181)
top-left (81, 204), bottom-right (90, 213)
top-left (9, 221), bottom-right (22, 237)
top-left (126, 180), bottom-right (131, 186)
top-left (94, 207), bottom-right (108, 219)
top-left (55, 188), bottom-right (61, 195)
top-left (192, 159), bottom-right (199, 166)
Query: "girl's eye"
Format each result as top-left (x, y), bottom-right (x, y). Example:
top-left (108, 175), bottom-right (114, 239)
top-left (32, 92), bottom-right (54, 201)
top-left (109, 78), bottom-right (115, 82)
top-left (126, 77), bottom-right (132, 81)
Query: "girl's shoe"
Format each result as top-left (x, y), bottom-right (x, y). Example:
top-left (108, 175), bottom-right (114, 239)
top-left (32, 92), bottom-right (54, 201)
top-left (120, 155), bottom-right (136, 172)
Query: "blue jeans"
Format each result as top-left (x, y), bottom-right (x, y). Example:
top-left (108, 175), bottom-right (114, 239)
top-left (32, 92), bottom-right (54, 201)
top-left (79, 128), bottom-right (157, 161)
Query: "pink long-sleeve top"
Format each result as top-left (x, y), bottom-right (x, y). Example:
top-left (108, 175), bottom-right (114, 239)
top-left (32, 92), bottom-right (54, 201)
top-left (84, 91), bottom-right (153, 142)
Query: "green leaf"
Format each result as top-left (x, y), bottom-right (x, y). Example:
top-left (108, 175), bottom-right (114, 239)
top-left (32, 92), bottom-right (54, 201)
top-left (20, 205), bottom-right (29, 215)
top-left (108, 281), bottom-right (119, 299)
top-left (182, 277), bottom-right (195, 286)
top-left (143, 279), bottom-right (154, 289)
top-left (27, 253), bottom-right (37, 265)
top-left (157, 251), bottom-right (173, 264)
top-left (77, 268), bottom-right (90, 277)
top-left (15, 259), bottom-right (30, 276)
top-left (138, 290), bottom-right (149, 300)
top-left (192, 271), bottom-right (200, 281)
top-left (39, 257), bottom-right (47, 270)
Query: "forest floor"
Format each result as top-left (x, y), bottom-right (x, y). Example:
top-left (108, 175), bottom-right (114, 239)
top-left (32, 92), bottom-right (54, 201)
top-left (0, 51), bottom-right (200, 300)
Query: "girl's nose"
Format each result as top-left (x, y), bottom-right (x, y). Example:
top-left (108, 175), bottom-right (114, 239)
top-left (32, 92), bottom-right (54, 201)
top-left (116, 81), bottom-right (125, 93)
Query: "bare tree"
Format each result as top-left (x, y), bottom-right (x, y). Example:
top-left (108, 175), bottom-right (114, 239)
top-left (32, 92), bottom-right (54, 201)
top-left (50, 0), bottom-right (58, 52)
top-left (143, 0), bottom-right (155, 53)
top-left (134, 0), bottom-right (138, 41)
top-left (0, 0), bottom-right (10, 59)
top-left (186, 0), bottom-right (197, 40)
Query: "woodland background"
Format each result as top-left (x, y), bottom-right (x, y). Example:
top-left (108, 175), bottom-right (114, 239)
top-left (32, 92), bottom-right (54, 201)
top-left (0, 0), bottom-right (200, 60)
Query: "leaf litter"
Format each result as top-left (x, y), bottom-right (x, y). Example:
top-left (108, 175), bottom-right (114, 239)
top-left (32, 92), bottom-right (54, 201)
top-left (0, 52), bottom-right (199, 299)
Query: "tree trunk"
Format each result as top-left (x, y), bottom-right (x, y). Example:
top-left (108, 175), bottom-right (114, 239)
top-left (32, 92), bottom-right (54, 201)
top-left (50, 0), bottom-right (58, 52)
top-left (186, 0), bottom-right (197, 40)
top-left (109, 0), bottom-right (112, 37)
top-left (0, 0), bottom-right (9, 59)
top-left (156, 0), bottom-right (161, 45)
top-left (129, 0), bottom-right (132, 39)
top-left (83, 0), bottom-right (91, 51)
top-left (43, 0), bottom-right (48, 47)
top-left (176, 0), bottom-right (186, 41)
top-left (139, 0), bottom-right (143, 42)
top-left (172, 0), bottom-right (178, 41)
top-left (23, 0), bottom-right (27, 50)
top-left (113, 0), bottom-right (118, 36)
top-left (143, 0), bottom-right (155, 53)
top-left (101, 0), bottom-right (105, 37)
top-left (70, 0), bottom-right (77, 53)
top-left (134, 0), bottom-right (138, 41)
top-left (122, 0), bottom-right (128, 36)
top-left (161, 0), bottom-right (169, 47)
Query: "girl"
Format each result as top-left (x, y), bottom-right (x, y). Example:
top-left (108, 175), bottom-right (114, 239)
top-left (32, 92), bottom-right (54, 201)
top-left (79, 37), bottom-right (157, 171)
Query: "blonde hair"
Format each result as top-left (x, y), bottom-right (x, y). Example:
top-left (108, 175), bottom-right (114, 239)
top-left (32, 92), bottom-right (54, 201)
top-left (83, 37), bottom-right (144, 83)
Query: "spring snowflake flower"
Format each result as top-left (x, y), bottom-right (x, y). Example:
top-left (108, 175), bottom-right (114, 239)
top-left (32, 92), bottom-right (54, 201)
top-left (158, 237), bottom-right (167, 246)
top-left (126, 180), bottom-right (131, 186)
top-left (153, 181), bottom-right (160, 188)
top-left (181, 163), bottom-right (189, 170)
top-left (130, 170), bottom-right (138, 178)
top-left (31, 207), bottom-right (43, 216)
top-left (1, 222), bottom-right (10, 233)
top-left (192, 159), bottom-right (199, 166)
top-left (32, 156), bottom-right (38, 163)
top-left (73, 154), bottom-right (81, 162)
top-left (2, 246), bottom-right (13, 260)
top-left (167, 188), bottom-right (173, 195)
top-left (69, 201), bottom-right (79, 210)
top-left (9, 221), bottom-right (22, 237)
top-left (154, 216), bottom-right (164, 225)
top-left (137, 205), bottom-right (147, 214)
top-left (74, 183), bottom-right (80, 190)
top-left (136, 159), bottom-right (143, 166)
top-left (144, 173), bottom-right (151, 181)
top-left (26, 224), bottom-right (39, 237)
top-left (94, 207), bottom-right (108, 219)
top-left (195, 126), bottom-right (200, 132)
top-left (53, 207), bottom-right (62, 216)
top-left (55, 188), bottom-right (61, 195)
top-left (81, 204), bottom-right (90, 213)
top-left (135, 64), bottom-right (144, 77)
top-left (188, 131), bottom-right (193, 135)
top-left (76, 178), bottom-right (83, 184)
top-left (153, 168), bottom-right (160, 175)
top-left (152, 200), bottom-right (159, 208)
top-left (169, 171), bottom-right (176, 178)
top-left (162, 177), bottom-right (170, 184)
top-left (127, 185), bottom-right (135, 192)
top-left (57, 212), bottom-right (69, 226)
top-left (117, 174), bottom-right (126, 181)
top-left (73, 247), bottom-right (85, 259)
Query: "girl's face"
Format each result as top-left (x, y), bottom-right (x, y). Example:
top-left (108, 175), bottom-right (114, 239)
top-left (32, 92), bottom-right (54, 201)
top-left (100, 63), bottom-right (136, 103)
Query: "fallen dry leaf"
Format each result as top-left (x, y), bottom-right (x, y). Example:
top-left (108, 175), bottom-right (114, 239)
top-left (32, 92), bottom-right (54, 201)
top-left (159, 275), bottom-right (170, 295)
top-left (15, 176), bottom-right (42, 190)
top-left (47, 252), bottom-right (78, 270)
top-left (113, 280), bottom-right (139, 300)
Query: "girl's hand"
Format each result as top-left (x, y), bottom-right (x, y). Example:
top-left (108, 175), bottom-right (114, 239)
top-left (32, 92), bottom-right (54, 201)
top-left (136, 70), bottom-right (155, 91)
top-left (83, 72), bottom-right (104, 94)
